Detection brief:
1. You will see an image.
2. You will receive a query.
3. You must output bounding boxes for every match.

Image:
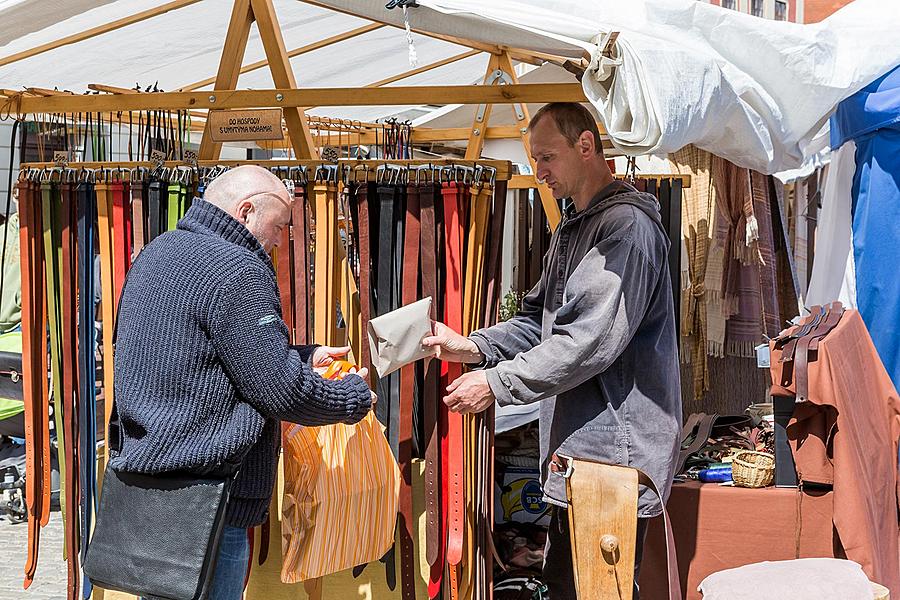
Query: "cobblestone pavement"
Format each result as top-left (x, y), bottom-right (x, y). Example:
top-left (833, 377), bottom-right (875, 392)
top-left (0, 511), bottom-right (67, 599)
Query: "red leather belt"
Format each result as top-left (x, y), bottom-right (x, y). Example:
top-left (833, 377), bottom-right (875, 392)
top-left (441, 181), bottom-right (466, 600)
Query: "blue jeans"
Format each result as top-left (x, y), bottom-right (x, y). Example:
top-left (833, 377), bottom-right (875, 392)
top-left (140, 525), bottom-right (248, 600)
top-left (208, 525), bottom-right (250, 600)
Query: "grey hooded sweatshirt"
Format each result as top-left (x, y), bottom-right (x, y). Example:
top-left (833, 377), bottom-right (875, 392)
top-left (470, 180), bottom-right (681, 516)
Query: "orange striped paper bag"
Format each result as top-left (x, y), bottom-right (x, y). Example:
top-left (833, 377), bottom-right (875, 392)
top-left (281, 411), bottom-right (400, 582)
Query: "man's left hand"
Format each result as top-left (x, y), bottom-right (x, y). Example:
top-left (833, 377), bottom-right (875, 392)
top-left (311, 345), bottom-right (351, 368)
top-left (444, 370), bottom-right (495, 414)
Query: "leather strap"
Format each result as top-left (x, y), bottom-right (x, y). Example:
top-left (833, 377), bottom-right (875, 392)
top-left (19, 179), bottom-right (42, 589)
top-left (353, 183), bottom-right (373, 381)
top-left (167, 181), bottom-right (181, 232)
top-left (441, 181), bottom-right (466, 599)
top-left (276, 225), bottom-right (294, 337)
top-left (40, 182), bottom-right (64, 538)
top-left (292, 184), bottom-right (310, 345)
top-left (676, 413), bottom-right (718, 475)
top-left (554, 455), bottom-right (682, 600)
top-left (111, 181), bottom-right (130, 299)
top-left (130, 178), bottom-right (146, 256)
top-left (375, 182), bottom-right (399, 590)
top-left (59, 181), bottom-right (80, 599)
top-left (794, 302), bottom-right (844, 401)
top-left (398, 183), bottom-right (420, 600)
top-left (147, 178), bottom-right (164, 242)
top-left (419, 183), bottom-right (443, 575)
top-left (312, 182), bottom-right (337, 343)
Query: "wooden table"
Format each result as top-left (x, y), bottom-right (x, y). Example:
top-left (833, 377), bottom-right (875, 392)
top-left (638, 480), bottom-right (837, 599)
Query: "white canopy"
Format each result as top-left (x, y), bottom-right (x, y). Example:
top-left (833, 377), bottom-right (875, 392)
top-left (325, 0), bottom-right (900, 173)
top-left (0, 0), bottom-right (898, 172)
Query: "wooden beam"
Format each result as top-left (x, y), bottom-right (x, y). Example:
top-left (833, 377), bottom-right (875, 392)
top-left (179, 23), bottom-right (384, 92)
top-left (365, 49), bottom-right (481, 88)
top-left (16, 83), bottom-right (587, 114)
top-left (88, 84), bottom-right (139, 94)
top-left (249, 0), bottom-right (317, 159)
top-left (198, 0), bottom-right (255, 160)
top-left (497, 51), bottom-right (561, 230)
top-left (464, 53), bottom-right (501, 160)
top-left (0, 0), bottom-right (201, 67)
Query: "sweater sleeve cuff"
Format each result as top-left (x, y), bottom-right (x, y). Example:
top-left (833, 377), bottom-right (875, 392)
top-left (342, 374), bottom-right (373, 424)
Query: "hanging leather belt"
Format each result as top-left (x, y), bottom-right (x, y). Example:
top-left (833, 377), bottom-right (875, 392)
top-left (40, 181), bottom-right (65, 547)
top-left (111, 180), bottom-right (130, 298)
top-left (59, 181), bottom-right (81, 600)
top-left (276, 220), bottom-right (294, 337)
top-left (374, 182), bottom-right (400, 591)
top-left (353, 183), bottom-right (373, 379)
top-left (37, 182), bottom-right (53, 529)
top-left (292, 183), bottom-right (310, 346)
top-left (147, 178), bottom-right (165, 242)
top-left (167, 181), bottom-right (182, 232)
top-left (19, 179), bottom-right (43, 589)
top-left (441, 181), bottom-right (466, 600)
top-left (130, 178), bottom-right (147, 255)
top-left (418, 183), bottom-right (443, 588)
top-left (75, 181), bottom-right (97, 599)
top-left (398, 183), bottom-right (420, 600)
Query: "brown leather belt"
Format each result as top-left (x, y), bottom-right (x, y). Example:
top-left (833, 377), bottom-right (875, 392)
top-left (19, 179), bottom-right (44, 589)
top-left (292, 183), bottom-right (310, 346)
top-left (419, 183), bottom-right (443, 581)
top-left (59, 181), bottom-right (81, 599)
top-left (398, 183), bottom-right (420, 600)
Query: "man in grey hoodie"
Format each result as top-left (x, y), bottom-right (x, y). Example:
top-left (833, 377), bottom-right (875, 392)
top-left (424, 102), bottom-right (681, 599)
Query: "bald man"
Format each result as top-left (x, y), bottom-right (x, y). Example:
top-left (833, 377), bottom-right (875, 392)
top-left (110, 166), bottom-right (374, 599)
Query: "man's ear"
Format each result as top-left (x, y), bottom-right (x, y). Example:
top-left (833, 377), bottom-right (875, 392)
top-left (578, 131), bottom-right (596, 157)
top-left (237, 200), bottom-right (253, 223)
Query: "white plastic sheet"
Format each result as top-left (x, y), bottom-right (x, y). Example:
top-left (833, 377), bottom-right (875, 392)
top-left (410, 0), bottom-right (900, 173)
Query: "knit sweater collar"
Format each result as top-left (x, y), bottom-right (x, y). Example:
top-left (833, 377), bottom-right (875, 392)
top-left (178, 199), bottom-right (273, 269)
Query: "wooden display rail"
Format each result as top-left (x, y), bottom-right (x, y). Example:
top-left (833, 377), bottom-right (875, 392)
top-left (18, 158), bottom-right (514, 182)
top-left (509, 172), bottom-right (692, 189)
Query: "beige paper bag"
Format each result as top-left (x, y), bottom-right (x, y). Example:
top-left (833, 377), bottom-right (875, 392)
top-left (367, 297), bottom-right (437, 377)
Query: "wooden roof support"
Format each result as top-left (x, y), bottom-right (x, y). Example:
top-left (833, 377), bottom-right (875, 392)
top-left (497, 51), bottom-right (562, 230)
top-left (179, 23), bottom-right (385, 92)
top-left (197, 0), bottom-right (317, 160)
top-left (250, 0), bottom-right (317, 160)
top-left (12, 83), bottom-right (587, 114)
top-left (0, 0), bottom-right (202, 68)
top-left (464, 53), bottom-right (501, 160)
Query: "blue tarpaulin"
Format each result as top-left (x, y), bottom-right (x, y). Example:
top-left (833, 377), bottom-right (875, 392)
top-left (831, 65), bottom-right (900, 389)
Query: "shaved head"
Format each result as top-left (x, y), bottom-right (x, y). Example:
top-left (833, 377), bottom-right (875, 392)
top-left (204, 165), bottom-right (292, 252)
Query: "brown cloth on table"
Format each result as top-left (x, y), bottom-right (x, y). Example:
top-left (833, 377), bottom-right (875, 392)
top-left (769, 309), bottom-right (900, 596)
top-left (639, 481), bottom-right (836, 600)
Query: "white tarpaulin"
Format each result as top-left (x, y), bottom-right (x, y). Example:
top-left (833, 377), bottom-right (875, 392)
top-left (324, 0), bottom-right (900, 173)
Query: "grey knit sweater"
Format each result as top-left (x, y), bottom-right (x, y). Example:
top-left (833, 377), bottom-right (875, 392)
top-left (111, 199), bottom-right (371, 527)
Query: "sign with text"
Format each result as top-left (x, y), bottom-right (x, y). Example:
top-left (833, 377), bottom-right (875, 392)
top-left (208, 109), bottom-right (283, 142)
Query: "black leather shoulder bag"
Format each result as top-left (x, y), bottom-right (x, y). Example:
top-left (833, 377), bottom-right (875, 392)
top-left (82, 399), bottom-right (238, 600)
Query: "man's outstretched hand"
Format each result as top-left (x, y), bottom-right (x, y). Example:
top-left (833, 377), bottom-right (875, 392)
top-left (422, 321), bottom-right (485, 364)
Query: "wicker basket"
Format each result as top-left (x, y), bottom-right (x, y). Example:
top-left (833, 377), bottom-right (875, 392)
top-left (731, 451), bottom-right (775, 488)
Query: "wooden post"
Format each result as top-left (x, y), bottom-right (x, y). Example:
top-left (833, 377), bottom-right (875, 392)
top-left (197, 0), bottom-right (254, 160)
top-left (463, 53), bottom-right (501, 160)
top-left (199, 0), bottom-right (317, 160)
top-left (497, 52), bottom-right (562, 230)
